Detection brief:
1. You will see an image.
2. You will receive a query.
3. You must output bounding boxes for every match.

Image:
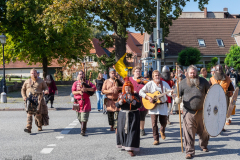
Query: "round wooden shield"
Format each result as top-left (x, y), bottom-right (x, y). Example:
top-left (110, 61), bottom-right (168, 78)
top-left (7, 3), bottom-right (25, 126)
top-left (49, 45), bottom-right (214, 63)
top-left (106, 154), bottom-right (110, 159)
top-left (227, 87), bottom-right (239, 118)
top-left (203, 84), bottom-right (227, 137)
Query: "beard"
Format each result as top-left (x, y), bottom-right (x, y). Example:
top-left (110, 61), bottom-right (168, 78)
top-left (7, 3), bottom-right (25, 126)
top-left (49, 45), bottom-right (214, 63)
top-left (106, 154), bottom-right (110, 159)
top-left (110, 75), bottom-right (115, 80)
top-left (154, 78), bottom-right (160, 83)
top-left (31, 76), bottom-right (37, 81)
top-left (214, 72), bottom-right (225, 80)
top-left (186, 74), bottom-right (199, 87)
top-left (78, 75), bottom-right (84, 81)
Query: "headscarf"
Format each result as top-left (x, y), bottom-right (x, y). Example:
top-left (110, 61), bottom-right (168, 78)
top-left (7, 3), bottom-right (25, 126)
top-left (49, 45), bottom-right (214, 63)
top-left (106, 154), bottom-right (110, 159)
top-left (119, 77), bottom-right (139, 110)
top-left (122, 76), bottom-right (134, 95)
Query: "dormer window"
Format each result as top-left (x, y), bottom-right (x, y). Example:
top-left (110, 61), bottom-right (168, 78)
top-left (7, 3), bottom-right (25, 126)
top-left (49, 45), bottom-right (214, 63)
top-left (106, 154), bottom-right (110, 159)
top-left (198, 39), bottom-right (206, 47)
top-left (216, 39), bottom-right (224, 47)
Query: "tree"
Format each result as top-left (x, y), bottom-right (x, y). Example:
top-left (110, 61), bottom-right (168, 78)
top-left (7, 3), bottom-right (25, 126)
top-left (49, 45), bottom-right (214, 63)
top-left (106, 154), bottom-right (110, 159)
top-left (93, 51), bottom-right (116, 75)
top-left (0, 0), bottom-right (92, 78)
top-left (225, 45), bottom-right (240, 71)
top-left (211, 57), bottom-right (218, 65)
top-left (38, 0), bottom-right (209, 63)
top-left (177, 47), bottom-right (201, 66)
top-left (90, 27), bottom-right (108, 39)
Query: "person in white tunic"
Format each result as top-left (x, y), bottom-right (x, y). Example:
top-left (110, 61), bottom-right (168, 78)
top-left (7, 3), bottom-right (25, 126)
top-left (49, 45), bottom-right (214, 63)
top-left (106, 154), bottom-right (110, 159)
top-left (139, 70), bottom-right (173, 145)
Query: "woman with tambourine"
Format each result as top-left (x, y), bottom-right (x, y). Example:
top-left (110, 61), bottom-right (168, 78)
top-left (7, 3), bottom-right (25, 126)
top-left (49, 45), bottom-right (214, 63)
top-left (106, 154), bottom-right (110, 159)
top-left (115, 77), bottom-right (141, 157)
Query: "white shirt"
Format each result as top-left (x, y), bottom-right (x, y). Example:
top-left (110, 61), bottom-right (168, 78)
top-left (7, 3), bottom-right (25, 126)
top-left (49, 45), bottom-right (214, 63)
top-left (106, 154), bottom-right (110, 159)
top-left (139, 80), bottom-right (172, 115)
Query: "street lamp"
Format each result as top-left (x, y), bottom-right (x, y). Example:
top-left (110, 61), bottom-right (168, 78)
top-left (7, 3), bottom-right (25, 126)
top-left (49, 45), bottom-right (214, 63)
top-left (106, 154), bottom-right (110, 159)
top-left (0, 33), bottom-right (7, 103)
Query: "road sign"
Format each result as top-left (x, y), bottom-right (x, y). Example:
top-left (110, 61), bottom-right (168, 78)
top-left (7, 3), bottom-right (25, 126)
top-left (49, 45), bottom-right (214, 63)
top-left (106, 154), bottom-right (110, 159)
top-left (153, 28), bottom-right (162, 43)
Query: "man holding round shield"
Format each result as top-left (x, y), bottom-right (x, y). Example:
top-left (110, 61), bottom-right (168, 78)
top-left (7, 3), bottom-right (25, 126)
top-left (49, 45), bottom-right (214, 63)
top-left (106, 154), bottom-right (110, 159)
top-left (174, 65), bottom-right (210, 159)
top-left (209, 64), bottom-right (234, 127)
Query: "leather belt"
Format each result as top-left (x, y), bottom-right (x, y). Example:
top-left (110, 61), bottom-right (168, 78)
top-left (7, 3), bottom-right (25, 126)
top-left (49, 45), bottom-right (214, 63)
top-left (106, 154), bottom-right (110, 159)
top-left (195, 108), bottom-right (203, 115)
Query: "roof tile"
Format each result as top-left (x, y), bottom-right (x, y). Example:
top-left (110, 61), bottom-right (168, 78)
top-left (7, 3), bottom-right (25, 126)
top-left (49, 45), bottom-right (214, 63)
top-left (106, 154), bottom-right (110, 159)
top-left (165, 18), bottom-right (239, 56)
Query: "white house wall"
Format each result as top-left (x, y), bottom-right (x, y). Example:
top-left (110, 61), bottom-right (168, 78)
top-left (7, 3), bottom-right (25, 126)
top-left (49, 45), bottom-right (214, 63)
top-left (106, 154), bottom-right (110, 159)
top-left (0, 68), bottom-right (43, 77)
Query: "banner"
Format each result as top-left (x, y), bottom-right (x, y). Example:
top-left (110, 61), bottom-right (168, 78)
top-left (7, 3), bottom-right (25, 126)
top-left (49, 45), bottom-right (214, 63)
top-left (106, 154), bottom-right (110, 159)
top-left (114, 53), bottom-right (128, 78)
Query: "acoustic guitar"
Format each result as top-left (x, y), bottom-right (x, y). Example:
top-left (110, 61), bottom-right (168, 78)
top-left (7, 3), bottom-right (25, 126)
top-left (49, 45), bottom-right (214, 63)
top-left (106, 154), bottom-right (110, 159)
top-left (142, 90), bottom-right (172, 110)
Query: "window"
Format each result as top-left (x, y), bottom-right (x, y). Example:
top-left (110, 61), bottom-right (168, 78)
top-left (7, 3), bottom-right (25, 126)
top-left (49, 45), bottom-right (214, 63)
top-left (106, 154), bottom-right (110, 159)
top-left (216, 39), bottom-right (224, 47)
top-left (89, 56), bottom-right (92, 62)
top-left (144, 42), bottom-right (149, 52)
top-left (198, 39), bottom-right (206, 47)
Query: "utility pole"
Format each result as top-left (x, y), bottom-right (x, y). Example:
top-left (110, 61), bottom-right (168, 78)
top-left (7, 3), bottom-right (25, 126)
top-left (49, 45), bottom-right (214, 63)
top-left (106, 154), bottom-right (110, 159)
top-left (156, 0), bottom-right (161, 72)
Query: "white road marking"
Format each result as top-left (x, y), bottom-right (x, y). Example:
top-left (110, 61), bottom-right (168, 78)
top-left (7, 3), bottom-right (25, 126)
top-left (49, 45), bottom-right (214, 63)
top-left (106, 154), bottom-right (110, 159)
top-left (65, 126), bottom-right (75, 129)
top-left (40, 119), bottom-right (79, 154)
top-left (69, 123), bottom-right (78, 126)
top-left (61, 129), bottom-right (71, 134)
top-left (40, 148), bottom-right (54, 154)
top-left (56, 136), bottom-right (64, 139)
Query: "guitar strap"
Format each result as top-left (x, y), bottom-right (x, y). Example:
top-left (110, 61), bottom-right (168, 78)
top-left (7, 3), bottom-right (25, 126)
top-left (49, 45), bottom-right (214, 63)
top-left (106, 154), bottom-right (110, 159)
top-left (160, 80), bottom-right (164, 94)
top-left (160, 80), bottom-right (166, 103)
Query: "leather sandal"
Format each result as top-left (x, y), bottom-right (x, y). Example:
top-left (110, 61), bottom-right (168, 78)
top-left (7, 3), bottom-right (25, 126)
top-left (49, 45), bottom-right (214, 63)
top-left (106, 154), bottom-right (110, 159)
top-left (185, 154), bottom-right (192, 159)
top-left (110, 126), bottom-right (114, 131)
top-left (128, 151), bottom-right (135, 157)
top-left (202, 148), bottom-right (209, 152)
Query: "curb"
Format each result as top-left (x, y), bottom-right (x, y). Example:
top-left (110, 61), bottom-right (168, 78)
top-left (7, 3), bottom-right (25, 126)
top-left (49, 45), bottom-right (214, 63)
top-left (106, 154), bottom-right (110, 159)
top-left (0, 108), bottom-right (59, 111)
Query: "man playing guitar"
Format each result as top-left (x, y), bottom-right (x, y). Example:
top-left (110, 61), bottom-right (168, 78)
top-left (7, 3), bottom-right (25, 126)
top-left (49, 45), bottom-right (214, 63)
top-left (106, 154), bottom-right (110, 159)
top-left (139, 70), bottom-right (173, 145)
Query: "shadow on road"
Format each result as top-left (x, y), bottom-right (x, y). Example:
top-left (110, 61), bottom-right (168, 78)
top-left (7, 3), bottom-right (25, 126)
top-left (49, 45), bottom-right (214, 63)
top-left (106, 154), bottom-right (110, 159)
top-left (68, 127), bottom-right (116, 136)
top-left (29, 128), bottom-right (64, 135)
top-left (195, 144), bottom-right (240, 157)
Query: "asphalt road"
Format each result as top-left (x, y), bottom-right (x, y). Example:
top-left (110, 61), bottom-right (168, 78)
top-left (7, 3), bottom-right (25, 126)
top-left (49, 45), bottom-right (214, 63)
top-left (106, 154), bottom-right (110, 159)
top-left (0, 86), bottom-right (240, 160)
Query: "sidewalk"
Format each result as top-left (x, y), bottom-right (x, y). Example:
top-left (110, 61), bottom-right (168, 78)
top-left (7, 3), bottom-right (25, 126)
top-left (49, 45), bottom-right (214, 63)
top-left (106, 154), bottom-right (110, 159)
top-left (0, 85), bottom-right (80, 111)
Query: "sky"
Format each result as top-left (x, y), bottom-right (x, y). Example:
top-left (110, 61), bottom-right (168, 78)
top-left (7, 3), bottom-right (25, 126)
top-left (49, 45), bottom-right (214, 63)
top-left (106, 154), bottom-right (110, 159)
top-left (127, 0), bottom-right (240, 33)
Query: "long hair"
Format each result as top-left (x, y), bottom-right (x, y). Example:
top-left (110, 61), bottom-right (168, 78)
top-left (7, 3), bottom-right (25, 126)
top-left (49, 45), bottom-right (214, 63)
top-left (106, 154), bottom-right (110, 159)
top-left (97, 73), bottom-right (102, 80)
top-left (50, 75), bottom-right (54, 81)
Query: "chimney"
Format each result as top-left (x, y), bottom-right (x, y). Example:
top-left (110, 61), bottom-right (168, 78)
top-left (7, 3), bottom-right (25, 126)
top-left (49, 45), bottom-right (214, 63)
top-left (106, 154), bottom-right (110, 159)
top-left (204, 7), bottom-right (207, 18)
top-left (223, 8), bottom-right (228, 12)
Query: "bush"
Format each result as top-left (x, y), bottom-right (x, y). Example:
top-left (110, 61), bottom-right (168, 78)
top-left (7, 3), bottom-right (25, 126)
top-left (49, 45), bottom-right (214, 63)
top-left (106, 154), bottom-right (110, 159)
top-left (178, 47), bottom-right (201, 66)
top-left (63, 75), bottom-right (72, 81)
top-left (225, 45), bottom-right (240, 71)
top-left (12, 75), bottom-right (21, 78)
top-left (87, 70), bottom-right (98, 80)
top-left (23, 76), bottom-right (31, 79)
top-left (54, 68), bottom-right (63, 81)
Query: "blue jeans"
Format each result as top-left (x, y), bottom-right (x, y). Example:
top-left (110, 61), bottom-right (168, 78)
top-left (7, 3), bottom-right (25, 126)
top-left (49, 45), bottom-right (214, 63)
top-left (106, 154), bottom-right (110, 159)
top-left (96, 91), bottom-right (103, 110)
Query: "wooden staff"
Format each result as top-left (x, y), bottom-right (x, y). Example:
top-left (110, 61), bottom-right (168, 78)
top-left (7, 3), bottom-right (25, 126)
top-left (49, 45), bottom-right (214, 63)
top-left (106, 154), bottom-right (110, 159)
top-left (176, 63), bottom-right (183, 152)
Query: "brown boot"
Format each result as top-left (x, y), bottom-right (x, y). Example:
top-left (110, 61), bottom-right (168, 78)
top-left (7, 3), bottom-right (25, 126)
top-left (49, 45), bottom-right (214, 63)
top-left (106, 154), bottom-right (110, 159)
top-left (38, 127), bottom-right (43, 131)
top-left (81, 122), bottom-right (87, 136)
top-left (160, 131), bottom-right (166, 140)
top-left (24, 128), bottom-right (31, 133)
top-left (153, 140), bottom-right (159, 145)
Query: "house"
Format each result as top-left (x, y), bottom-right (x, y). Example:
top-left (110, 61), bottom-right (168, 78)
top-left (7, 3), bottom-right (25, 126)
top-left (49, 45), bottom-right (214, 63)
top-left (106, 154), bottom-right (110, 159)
top-left (0, 32), bottom-right (145, 79)
top-left (126, 32), bottom-right (145, 68)
top-left (141, 8), bottom-right (240, 71)
top-left (0, 60), bottom-right (61, 78)
top-left (84, 32), bottom-right (145, 69)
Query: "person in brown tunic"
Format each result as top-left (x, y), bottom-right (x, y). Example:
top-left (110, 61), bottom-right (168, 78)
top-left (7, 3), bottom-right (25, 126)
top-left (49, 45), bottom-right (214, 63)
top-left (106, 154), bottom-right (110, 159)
top-left (102, 68), bottom-right (120, 131)
top-left (21, 69), bottom-right (49, 133)
top-left (174, 65), bottom-right (210, 159)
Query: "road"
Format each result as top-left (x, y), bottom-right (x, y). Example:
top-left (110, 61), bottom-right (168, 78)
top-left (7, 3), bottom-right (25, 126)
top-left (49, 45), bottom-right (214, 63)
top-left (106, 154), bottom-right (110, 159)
top-left (0, 85), bottom-right (240, 160)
